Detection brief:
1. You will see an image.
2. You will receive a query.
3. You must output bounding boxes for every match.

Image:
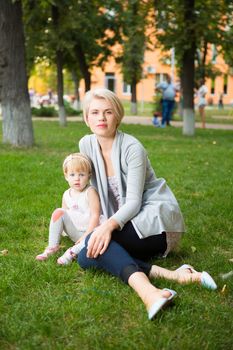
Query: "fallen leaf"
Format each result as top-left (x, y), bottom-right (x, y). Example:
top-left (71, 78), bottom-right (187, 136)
top-left (191, 246), bottom-right (197, 253)
top-left (0, 249), bottom-right (8, 256)
top-left (221, 284), bottom-right (227, 294)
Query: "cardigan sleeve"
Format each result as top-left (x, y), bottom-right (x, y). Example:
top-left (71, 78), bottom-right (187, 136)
top-left (111, 142), bottom-right (147, 229)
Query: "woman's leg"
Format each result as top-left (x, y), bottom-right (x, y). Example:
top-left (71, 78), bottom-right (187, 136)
top-left (77, 234), bottom-right (152, 283)
top-left (199, 105), bottom-right (206, 128)
top-left (128, 272), bottom-right (173, 312)
top-left (111, 222), bottom-right (167, 260)
top-left (77, 235), bottom-right (173, 314)
top-left (149, 265), bottom-right (201, 284)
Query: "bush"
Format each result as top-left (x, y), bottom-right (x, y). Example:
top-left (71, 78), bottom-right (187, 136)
top-left (31, 106), bottom-right (57, 117)
top-left (64, 101), bottom-right (82, 116)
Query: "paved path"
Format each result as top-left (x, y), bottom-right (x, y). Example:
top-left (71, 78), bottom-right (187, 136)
top-left (32, 115), bottom-right (233, 130)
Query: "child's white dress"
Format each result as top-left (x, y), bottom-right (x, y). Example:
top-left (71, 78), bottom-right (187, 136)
top-left (63, 185), bottom-right (92, 233)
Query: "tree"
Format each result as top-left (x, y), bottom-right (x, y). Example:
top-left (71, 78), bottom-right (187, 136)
top-left (154, 0), bottom-right (228, 135)
top-left (0, 0), bottom-right (34, 146)
top-left (23, 0), bottom-right (121, 120)
top-left (120, 0), bottom-right (149, 114)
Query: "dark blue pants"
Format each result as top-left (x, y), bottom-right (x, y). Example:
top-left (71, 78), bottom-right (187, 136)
top-left (162, 99), bottom-right (175, 125)
top-left (77, 222), bottom-right (167, 284)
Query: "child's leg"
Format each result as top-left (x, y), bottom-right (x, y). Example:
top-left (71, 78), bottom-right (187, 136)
top-left (36, 209), bottom-right (80, 261)
top-left (57, 240), bottom-right (85, 265)
top-left (48, 208), bottom-right (66, 247)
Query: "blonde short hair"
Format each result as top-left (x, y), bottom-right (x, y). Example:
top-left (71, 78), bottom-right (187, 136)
top-left (82, 88), bottom-right (124, 127)
top-left (63, 153), bottom-right (92, 176)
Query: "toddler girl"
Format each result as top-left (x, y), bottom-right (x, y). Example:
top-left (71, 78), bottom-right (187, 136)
top-left (36, 153), bottom-right (103, 265)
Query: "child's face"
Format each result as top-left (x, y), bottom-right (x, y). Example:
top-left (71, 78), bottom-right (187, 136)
top-left (65, 167), bottom-right (90, 192)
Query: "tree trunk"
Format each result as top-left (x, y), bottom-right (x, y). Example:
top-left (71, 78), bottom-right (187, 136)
top-left (71, 70), bottom-right (81, 110)
top-left (56, 50), bottom-right (66, 126)
top-left (75, 45), bottom-right (91, 91)
top-left (181, 0), bottom-right (196, 136)
top-left (0, 0), bottom-right (34, 146)
top-left (52, 5), bottom-right (66, 127)
top-left (130, 80), bottom-right (137, 115)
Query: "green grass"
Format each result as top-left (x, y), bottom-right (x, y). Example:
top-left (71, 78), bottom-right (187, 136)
top-left (0, 121), bottom-right (233, 349)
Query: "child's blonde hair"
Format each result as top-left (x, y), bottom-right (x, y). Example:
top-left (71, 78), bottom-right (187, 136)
top-left (82, 88), bottom-right (124, 127)
top-left (63, 153), bottom-right (92, 177)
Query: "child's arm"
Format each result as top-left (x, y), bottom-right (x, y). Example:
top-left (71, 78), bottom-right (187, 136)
top-left (75, 187), bottom-right (101, 243)
top-left (62, 193), bottom-right (68, 209)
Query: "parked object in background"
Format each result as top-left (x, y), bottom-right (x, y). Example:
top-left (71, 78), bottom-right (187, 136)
top-left (152, 112), bottom-right (161, 127)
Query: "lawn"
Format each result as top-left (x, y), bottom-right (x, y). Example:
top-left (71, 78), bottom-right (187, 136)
top-left (122, 99), bottom-right (233, 126)
top-left (0, 121), bottom-right (233, 350)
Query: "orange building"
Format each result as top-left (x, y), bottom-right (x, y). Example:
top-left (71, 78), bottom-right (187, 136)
top-left (78, 44), bottom-right (233, 107)
top-left (29, 44), bottom-right (233, 107)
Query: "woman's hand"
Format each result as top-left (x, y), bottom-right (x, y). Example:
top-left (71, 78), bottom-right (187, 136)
top-left (86, 218), bottom-right (119, 258)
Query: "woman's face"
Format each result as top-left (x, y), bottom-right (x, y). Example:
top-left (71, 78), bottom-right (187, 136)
top-left (86, 98), bottom-right (118, 139)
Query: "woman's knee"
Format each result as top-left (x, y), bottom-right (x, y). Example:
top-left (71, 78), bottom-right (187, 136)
top-left (77, 247), bottom-right (89, 269)
top-left (77, 235), bottom-right (92, 269)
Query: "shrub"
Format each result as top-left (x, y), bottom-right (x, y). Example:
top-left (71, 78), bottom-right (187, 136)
top-left (31, 106), bottom-right (57, 117)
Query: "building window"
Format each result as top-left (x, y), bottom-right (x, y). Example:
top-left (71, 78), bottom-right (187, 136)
top-left (155, 73), bottom-right (168, 85)
top-left (123, 82), bottom-right (131, 94)
top-left (223, 74), bottom-right (228, 94)
top-left (105, 73), bottom-right (115, 92)
top-left (211, 77), bottom-right (215, 94)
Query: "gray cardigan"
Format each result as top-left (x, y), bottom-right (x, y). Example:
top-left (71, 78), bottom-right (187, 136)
top-left (79, 131), bottom-right (185, 238)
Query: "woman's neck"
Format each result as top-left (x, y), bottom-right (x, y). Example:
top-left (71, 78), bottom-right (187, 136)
top-left (96, 134), bottom-right (116, 153)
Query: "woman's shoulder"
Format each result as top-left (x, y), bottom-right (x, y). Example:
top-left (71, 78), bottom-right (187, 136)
top-left (119, 131), bottom-right (145, 150)
top-left (79, 134), bottom-right (95, 145)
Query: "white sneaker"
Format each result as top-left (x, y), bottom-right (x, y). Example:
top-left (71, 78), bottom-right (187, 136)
top-left (57, 248), bottom-right (76, 265)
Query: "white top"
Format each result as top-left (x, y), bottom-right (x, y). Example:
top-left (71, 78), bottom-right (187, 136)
top-left (197, 85), bottom-right (208, 106)
top-left (79, 131), bottom-right (185, 239)
top-left (107, 176), bottom-right (121, 212)
top-left (63, 186), bottom-right (92, 232)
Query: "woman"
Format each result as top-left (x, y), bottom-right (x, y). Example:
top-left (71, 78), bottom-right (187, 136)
top-left (77, 88), bottom-right (217, 320)
top-left (197, 81), bottom-right (208, 128)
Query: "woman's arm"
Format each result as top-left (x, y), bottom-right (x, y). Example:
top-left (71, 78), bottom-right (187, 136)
top-left (86, 217), bottom-right (119, 258)
top-left (111, 143), bottom-right (147, 228)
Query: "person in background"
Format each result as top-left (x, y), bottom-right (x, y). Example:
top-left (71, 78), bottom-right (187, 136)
top-left (156, 75), bottom-right (178, 127)
top-left (197, 81), bottom-right (208, 128)
top-left (218, 92), bottom-right (224, 109)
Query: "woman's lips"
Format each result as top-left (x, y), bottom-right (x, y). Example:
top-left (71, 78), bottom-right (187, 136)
top-left (97, 124), bottom-right (107, 127)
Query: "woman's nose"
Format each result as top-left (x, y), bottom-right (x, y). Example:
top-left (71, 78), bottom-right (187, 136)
top-left (98, 111), bottom-right (106, 120)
